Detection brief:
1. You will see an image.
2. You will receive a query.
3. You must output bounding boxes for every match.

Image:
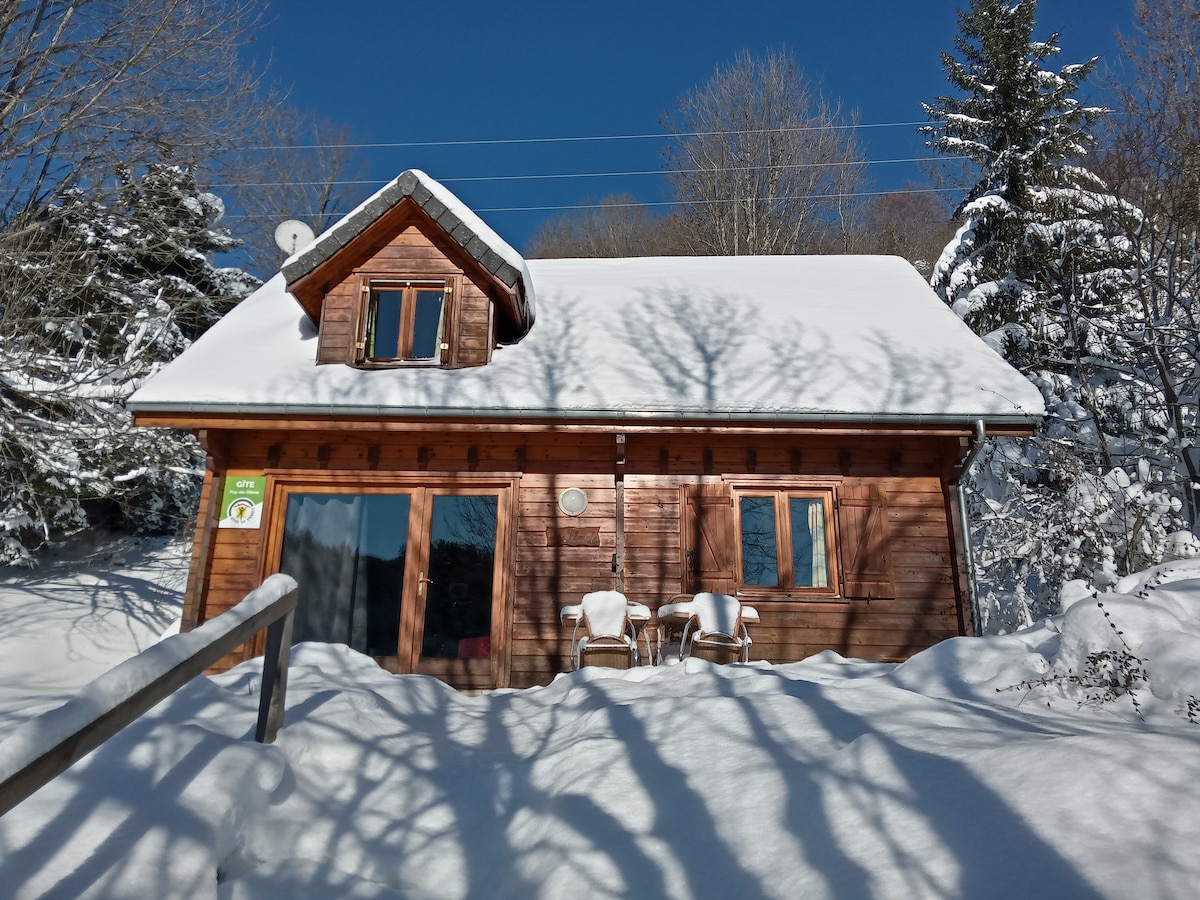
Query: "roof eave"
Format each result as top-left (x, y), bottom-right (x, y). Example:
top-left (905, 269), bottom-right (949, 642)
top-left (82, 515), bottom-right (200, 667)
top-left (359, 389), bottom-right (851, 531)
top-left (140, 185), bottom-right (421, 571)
top-left (130, 400), bottom-right (1041, 430)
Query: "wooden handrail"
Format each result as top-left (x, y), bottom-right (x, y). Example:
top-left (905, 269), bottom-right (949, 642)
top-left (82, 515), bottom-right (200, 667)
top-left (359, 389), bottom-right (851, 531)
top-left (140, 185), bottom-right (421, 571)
top-left (0, 574), bottom-right (299, 817)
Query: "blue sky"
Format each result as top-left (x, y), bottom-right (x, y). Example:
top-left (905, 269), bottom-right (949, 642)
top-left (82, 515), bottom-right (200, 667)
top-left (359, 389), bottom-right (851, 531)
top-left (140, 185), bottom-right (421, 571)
top-left (245, 0), bottom-right (1137, 253)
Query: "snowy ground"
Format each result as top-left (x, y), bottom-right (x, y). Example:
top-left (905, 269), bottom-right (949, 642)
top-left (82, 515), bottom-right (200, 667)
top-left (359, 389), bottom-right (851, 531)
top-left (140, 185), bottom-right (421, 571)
top-left (2, 540), bottom-right (1200, 899)
top-left (0, 535), bottom-right (188, 728)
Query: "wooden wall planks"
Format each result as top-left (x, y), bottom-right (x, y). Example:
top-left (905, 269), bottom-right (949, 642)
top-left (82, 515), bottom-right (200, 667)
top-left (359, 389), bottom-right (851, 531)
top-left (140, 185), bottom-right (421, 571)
top-left (185, 427), bottom-right (970, 687)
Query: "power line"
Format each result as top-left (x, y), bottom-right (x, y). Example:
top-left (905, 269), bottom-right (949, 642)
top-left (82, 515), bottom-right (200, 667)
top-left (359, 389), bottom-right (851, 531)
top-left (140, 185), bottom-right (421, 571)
top-left (479, 186), bottom-right (967, 214)
top-left (223, 185), bottom-right (966, 221)
top-left (217, 155), bottom-right (972, 191)
top-left (250, 120), bottom-right (935, 152)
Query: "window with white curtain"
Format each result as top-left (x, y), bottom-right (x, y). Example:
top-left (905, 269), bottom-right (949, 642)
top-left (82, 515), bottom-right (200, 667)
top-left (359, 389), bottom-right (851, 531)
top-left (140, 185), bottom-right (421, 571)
top-left (735, 489), bottom-right (835, 593)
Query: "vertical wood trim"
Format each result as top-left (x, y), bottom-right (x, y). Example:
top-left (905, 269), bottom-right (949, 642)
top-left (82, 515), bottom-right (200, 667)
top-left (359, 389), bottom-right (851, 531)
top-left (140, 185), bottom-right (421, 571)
top-left (398, 490), bottom-right (431, 673)
top-left (494, 481), bottom-right (517, 688)
top-left (181, 466), bottom-right (221, 632)
top-left (615, 435), bottom-right (626, 593)
top-left (775, 494), bottom-right (795, 589)
top-left (614, 477), bottom-right (626, 593)
top-left (252, 474), bottom-right (286, 659)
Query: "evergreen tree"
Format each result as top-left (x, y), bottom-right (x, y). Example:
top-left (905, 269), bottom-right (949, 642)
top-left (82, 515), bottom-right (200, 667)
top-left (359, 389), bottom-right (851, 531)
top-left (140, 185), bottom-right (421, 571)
top-left (924, 0), bottom-right (1196, 629)
top-left (0, 165), bottom-right (257, 565)
top-left (923, 0), bottom-right (1110, 363)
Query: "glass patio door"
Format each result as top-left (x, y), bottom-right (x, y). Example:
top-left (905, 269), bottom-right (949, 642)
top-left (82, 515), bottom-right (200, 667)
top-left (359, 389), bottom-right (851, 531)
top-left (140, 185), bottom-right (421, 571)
top-left (276, 484), bottom-right (507, 688)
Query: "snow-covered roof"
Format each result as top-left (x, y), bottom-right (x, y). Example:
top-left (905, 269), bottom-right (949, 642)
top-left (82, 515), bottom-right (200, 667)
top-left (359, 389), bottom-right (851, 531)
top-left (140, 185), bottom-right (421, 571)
top-left (280, 169), bottom-right (535, 323)
top-left (130, 255), bottom-right (1044, 425)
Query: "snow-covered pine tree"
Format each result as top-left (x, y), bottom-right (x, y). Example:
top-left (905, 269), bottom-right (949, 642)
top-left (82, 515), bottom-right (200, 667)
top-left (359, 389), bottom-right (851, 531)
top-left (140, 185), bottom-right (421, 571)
top-left (0, 165), bottom-right (257, 565)
top-left (923, 0), bottom-right (1196, 629)
top-left (923, 0), bottom-right (1108, 357)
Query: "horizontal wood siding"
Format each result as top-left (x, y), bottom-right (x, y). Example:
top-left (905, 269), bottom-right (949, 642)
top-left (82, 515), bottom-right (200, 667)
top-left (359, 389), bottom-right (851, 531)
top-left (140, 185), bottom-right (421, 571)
top-left (189, 428), bottom-right (969, 686)
top-left (196, 475), bottom-right (271, 670)
top-left (511, 472), bottom-right (619, 685)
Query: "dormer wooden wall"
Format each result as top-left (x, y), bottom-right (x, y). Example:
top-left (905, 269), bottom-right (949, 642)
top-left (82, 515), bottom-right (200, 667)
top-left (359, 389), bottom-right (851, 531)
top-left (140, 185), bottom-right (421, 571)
top-left (314, 217), bottom-right (496, 368)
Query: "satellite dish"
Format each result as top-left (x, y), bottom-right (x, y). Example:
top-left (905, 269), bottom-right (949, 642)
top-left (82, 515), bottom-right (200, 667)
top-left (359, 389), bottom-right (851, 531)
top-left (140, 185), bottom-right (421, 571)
top-left (274, 219), bottom-right (315, 256)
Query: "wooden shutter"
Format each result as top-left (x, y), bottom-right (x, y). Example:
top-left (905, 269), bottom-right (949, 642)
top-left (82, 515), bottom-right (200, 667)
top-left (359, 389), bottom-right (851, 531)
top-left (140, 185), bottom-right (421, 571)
top-left (313, 281), bottom-right (366, 366)
top-left (837, 483), bottom-right (894, 599)
top-left (681, 484), bottom-right (736, 594)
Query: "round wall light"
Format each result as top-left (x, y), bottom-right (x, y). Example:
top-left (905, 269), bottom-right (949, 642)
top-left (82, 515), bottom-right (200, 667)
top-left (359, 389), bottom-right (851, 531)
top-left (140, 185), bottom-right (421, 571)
top-left (558, 487), bottom-right (589, 516)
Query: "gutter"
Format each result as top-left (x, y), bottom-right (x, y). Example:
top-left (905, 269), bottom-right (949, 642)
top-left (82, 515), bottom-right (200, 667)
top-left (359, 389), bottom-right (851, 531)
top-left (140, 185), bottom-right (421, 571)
top-left (126, 399), bottom-right (1039, 428)
top-left (953, 420), bottom-right (987, 636)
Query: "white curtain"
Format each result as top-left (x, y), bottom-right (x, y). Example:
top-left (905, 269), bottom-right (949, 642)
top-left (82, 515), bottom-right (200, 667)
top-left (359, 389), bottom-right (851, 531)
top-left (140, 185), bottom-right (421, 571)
top-left (809, 501), bottom-right (828, 588)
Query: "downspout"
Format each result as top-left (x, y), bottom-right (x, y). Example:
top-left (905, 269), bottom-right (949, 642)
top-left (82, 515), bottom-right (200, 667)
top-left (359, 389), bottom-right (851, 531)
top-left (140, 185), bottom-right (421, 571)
top-left (955, 420), bottom-right (987, 636)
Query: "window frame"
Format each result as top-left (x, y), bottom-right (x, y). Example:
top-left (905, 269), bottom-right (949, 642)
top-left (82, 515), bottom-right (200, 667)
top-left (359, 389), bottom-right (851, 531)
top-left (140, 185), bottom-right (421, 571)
top-left (355, 275), bottom-right (456, 367)
top-left (730, 483), bottom-right (841, 598)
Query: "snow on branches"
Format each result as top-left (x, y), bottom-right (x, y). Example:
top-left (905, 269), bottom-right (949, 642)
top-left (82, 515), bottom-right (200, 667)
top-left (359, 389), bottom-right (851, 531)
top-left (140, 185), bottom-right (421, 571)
top-left (926, 0), bottom-right (1199, 630)
top-left (0, 165), bottom-right (257, 565)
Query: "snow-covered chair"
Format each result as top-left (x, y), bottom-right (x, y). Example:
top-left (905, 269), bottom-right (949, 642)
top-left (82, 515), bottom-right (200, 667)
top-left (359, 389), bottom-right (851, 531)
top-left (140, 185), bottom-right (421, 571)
top-left (678, 592), bottom-right (754, 664)
top-left (563, 590), bottom-right (640, 670)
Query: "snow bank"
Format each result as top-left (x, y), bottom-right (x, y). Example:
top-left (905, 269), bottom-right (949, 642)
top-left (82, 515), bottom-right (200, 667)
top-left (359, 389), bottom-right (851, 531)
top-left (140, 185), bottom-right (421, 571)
top-left (2, 558), bottom-right (1199, 898)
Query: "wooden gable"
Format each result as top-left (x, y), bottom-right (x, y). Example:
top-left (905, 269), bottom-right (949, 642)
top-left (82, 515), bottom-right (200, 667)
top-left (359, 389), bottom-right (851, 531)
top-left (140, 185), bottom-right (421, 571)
top-left (281, 171), bottom-right (532, 368)
top-left (297, 201), bottom-right (503, 368)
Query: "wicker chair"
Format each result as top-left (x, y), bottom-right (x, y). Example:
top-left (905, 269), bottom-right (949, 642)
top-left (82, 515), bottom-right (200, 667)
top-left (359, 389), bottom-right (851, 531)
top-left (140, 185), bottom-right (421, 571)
top-left (679, 592), bottom-right (753, 664)
top-left (566, 590), bottom-right (640, 670)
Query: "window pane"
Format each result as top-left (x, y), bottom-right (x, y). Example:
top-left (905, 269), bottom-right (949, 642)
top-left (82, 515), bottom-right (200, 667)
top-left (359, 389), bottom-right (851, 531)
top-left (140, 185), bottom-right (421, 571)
top-left (410, 289), bottom-right (444, 360)
top-left (280, 493), bottom-right (410, 657)
top-left (739, 496), bottom-right (779, 586)
top-left (789, 497), bottom-right (829, 588)
top-left (368, 290), bottom-right (403, 358)
top-left (421, 495), bottom-right (497, 659)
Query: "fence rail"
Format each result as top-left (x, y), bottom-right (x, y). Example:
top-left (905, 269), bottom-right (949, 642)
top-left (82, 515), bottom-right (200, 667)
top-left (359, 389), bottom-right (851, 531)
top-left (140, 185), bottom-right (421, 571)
top-left (0, 575), bottom-right (298, 817)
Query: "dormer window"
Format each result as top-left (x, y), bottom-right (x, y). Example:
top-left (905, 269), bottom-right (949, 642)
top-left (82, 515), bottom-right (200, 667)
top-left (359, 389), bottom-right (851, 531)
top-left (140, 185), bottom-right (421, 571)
top-left (360, 279), bottom-right (449, 366)
top-left (283, 171), bottom-right (531, 370)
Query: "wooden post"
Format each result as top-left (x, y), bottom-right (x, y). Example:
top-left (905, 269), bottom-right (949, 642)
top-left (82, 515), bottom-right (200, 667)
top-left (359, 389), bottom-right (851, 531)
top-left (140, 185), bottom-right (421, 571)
top-left (255, 607), bottom-right (295, 743)
top-left (614, 434), bottom-right (626, 593)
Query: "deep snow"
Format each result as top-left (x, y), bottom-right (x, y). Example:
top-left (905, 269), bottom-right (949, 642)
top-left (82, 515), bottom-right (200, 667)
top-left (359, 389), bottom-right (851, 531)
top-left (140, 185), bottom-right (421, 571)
top-left (2, 539), bottom-right (1199, 899)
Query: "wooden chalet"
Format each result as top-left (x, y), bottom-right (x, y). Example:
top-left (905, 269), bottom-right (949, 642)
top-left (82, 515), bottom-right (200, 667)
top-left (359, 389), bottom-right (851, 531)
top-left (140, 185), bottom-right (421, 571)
top-left (129, 170), bottom-right (1044, 691)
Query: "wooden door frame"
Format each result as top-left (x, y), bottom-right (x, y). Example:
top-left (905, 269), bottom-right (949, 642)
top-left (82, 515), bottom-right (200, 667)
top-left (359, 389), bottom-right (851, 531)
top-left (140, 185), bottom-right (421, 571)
top-left (261, 471), bottom-right (517, 688)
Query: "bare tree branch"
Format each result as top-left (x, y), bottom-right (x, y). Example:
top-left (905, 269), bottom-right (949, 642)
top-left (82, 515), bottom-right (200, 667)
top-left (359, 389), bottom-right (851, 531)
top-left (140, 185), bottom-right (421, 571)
top-left (661, 49), bottom-right (867, 255)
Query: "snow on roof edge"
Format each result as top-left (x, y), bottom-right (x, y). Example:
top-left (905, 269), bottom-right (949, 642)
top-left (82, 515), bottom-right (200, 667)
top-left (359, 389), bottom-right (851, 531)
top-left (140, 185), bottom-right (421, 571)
top-left (125, 397), bottom-right (1040, 426)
